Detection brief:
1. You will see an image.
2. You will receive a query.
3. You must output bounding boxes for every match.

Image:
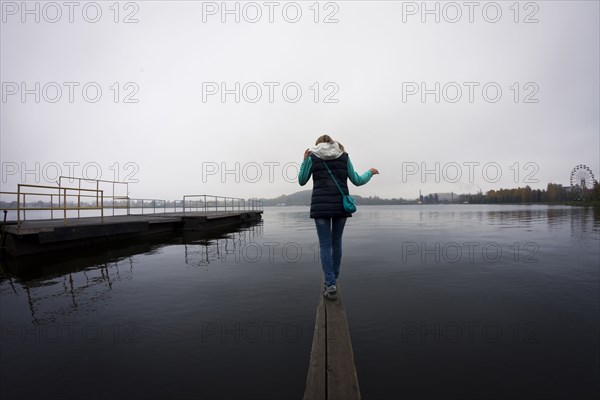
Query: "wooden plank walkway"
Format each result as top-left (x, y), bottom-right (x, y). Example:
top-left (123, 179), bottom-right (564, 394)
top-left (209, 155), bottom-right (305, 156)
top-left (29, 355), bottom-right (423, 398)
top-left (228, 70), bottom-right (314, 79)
top-left (304, 287), bottom-right (361, 400)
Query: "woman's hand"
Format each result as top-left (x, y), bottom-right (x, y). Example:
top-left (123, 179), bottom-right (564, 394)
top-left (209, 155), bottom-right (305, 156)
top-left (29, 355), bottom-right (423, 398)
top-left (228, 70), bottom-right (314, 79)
top-left (304, 149), bottom-right (311, 159)
top-left (369, 168), bottom-right (379, 175)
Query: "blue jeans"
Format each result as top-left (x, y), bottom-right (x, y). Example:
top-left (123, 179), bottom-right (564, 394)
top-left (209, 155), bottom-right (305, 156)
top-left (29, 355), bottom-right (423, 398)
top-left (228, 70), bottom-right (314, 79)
top-left (314, 217), bottom-right (347, 287)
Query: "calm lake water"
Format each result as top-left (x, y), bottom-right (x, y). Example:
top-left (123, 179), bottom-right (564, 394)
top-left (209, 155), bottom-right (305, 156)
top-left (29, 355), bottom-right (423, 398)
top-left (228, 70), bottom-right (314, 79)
top-left (1, 205), bottom-right (599, 399)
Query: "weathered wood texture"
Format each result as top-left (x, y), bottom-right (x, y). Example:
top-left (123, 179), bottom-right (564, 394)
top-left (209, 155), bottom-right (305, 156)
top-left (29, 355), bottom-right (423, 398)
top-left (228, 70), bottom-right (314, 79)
top-left (304, 287), bottom-right (360, 400)
top-left (303, 295), bottom-right (327, 400)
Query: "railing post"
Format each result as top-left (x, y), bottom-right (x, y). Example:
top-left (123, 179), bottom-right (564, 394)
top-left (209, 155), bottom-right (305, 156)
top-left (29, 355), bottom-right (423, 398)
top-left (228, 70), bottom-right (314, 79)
top-left (63, 188), bottom-right (67, 224)
top-left (112, 182), bottom-right (116, 216)
top-left (78, 180), bottom-right (81, 219)
top-left (23, 193), bottom-right (27, 222)
top-left (57, 186), bottom-right (60, 211)
top-left (17, 185), bottom-right (21, 227)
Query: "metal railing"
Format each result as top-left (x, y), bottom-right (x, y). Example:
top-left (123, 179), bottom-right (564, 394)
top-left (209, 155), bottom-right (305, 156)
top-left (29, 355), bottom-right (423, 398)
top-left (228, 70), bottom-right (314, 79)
top-left (182, 196), bottom-right (263, 214)
top-left (182, 195), bottom-right (245, 214)
top-left (0, 178), bottom-right (264, 225)
top-left (15, 184), bottom-right (104, 226)
top-left (247, 199), bottom-right (264, 212)
top-left (58, 176), bottom-right (129, 217)
top-left (127, 199), bottom-right (184, 215)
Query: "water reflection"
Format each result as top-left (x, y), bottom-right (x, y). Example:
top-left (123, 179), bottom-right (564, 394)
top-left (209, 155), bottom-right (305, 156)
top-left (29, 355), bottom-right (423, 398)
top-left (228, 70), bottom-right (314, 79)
top-left (416, 206), bottom-right (554, 225)
top-left (411, 205), bottom-right (599, 232)
top-left (570, 206), bottom-right (600, 240)
top-left (0, 258), bottom-right (137, 324)
top-left (0, 221), bottom-right (263, 325)
top-left (183, 223), bottom-right (263, 266)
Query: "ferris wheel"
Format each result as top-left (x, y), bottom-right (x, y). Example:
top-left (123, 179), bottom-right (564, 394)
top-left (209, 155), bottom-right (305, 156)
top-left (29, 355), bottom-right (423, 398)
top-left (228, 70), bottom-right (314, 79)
top-left (570, 165), bottom-right (597, 189)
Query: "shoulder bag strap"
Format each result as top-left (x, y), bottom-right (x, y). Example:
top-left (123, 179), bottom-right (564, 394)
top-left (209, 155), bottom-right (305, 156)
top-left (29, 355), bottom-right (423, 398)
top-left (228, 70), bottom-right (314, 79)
top-left (322, 159), bottom-right (345, 196)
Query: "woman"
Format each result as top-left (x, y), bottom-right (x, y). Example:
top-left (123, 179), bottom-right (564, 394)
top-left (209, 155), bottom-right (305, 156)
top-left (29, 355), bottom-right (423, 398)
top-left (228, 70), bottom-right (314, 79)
top-left (298, 135), bottom-right (379, 300)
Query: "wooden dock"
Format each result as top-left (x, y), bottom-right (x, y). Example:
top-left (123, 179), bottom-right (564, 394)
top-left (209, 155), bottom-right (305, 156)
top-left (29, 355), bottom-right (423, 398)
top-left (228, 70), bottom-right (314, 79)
top-left (304, 287), bottom-right (361, 400)
top-left (1, 211), bottom-right (262, 257)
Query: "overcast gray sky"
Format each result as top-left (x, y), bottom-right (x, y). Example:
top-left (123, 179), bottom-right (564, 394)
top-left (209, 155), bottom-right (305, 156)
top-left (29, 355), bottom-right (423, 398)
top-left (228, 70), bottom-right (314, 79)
top-left (1, 1), bottom-right (598, 201)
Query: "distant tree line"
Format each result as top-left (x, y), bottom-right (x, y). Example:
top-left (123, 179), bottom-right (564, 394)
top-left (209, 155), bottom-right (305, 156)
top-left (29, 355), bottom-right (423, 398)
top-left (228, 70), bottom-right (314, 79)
top-left (355, 195), bottom-right (413, 205)
top-left (423, 182), bottom-right (600, 205)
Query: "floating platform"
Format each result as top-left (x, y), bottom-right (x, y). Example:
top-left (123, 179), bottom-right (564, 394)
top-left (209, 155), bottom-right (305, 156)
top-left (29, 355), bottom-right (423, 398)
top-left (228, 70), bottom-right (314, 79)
top-left (1, 211), bottom-right (262, 257)
top-left (304, 287), bottom-right (361, 400)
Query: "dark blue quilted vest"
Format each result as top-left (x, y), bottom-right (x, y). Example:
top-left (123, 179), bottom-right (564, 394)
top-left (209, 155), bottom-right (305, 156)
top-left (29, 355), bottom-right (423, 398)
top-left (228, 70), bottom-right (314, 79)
top-left (309, 152), bottom-right (352, 219)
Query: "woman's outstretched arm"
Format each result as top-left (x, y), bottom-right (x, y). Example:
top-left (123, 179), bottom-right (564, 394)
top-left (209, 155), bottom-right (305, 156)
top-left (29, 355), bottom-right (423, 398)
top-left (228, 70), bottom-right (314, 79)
top-left (298, 149), bottom-right (313, 186)
top-left (348, 157), bottom-right (379, 186)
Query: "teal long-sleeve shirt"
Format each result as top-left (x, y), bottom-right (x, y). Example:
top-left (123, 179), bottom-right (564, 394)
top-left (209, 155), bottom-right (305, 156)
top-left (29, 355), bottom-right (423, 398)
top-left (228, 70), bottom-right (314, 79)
top-left (298, 156), bottom-right (373, 186)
